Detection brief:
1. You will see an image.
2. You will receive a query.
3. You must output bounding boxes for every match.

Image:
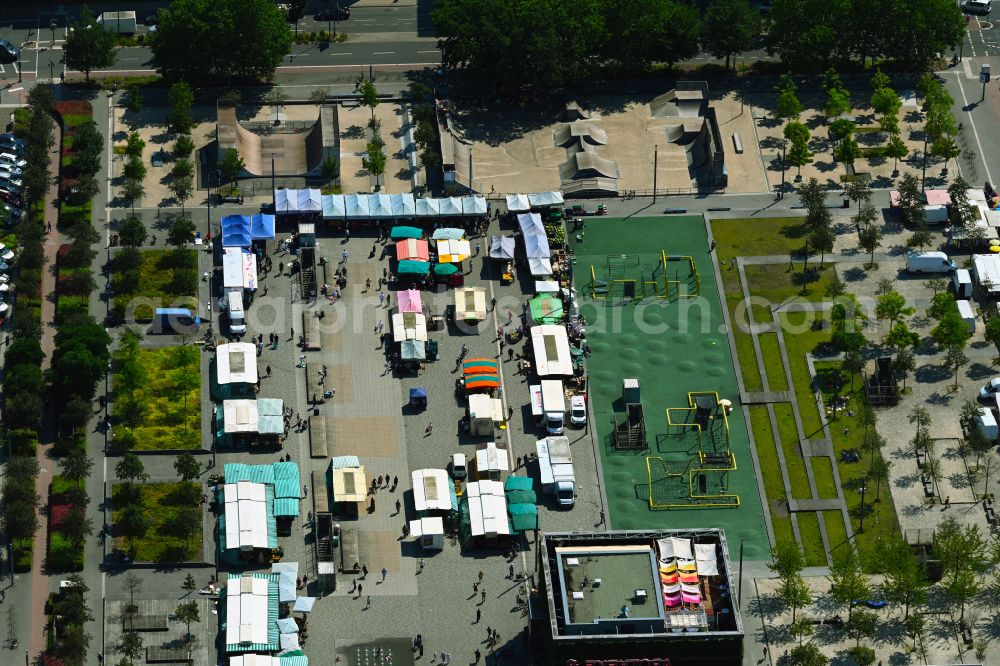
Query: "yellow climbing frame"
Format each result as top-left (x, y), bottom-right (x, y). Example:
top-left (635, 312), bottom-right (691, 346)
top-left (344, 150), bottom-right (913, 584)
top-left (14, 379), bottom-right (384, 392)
top-left (645, 456), bottom-right (741, 510)
top-left (660, 250), bottom-right (700, 300)
top-left (664, 391), bottom-right (733, 465)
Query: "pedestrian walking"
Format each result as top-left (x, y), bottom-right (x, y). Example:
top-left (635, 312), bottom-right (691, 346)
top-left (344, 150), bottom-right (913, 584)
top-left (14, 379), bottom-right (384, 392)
top-left (474, 608), bottom-right (481, 624)
top-left (709, 239), bottom-right (716, 252)
top-left (473, 581), bottom-right (479, 593)
top-left (478, 570), bottom-right (484, 582)
top-left (362, 565), bottom-right (368, 578)
top-left (425, 422), bottom-right (433, 436)
top-left (490, 297), bottom-right (496, 310)
top-left (392, 475), bottom-right (398, 489)
top-left (279, 261), bottom-right (284, 274)
top-left (508, 347), bottom-right (514, 361)
top-left (376, 320), bottom-right (384, 334)
top-left (366, 278), bottom-right (372, 292)
top-left (379, 291), bottom-right (385, 306)
top-left (474, 649), bottom-right (481, 663)
top-left (341, 249), bottom-right (349, 263)
top-left (263, 284), bottom-right (268, 296)
top-left (364, 595), bottom-right (371, 610)
top-left (497, 325), bottom-right (504, 340)
top-left (381, 567), bottom-right (388, 582)
top-left (506, 309), bottom-right (513, 325)
top-left (345, 228), bottom-right (350, 241)
top-left (290, 327), bottom-right (295, 339)
top-left (418, 558), bottom-right (425, 573)
top-left (508, 563), bottom-right (514, 579)
top-left (480, 589), bottom-right (486, 603)
top-left (395, 498), bottom-right (401, 514)
top-left (303, 484), bottom-right (308, 498)
top-left (358, 583), bottom-right (363, 596)
top-left (266, 365), bottom-right (272, 377)
top-left (432, 652), bottom-right (439, 662)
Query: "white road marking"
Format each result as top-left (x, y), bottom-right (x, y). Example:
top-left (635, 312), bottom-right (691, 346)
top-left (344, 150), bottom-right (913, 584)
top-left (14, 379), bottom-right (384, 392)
top-left (373, 51), bottom-right (395, 55)
top-left (417, 50), bottom-right (439, 54)
top-left (954, 72), bottom-right (994, 187)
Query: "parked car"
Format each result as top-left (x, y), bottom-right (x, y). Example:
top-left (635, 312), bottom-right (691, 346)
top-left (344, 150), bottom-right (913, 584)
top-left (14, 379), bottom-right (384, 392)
top-left (0, 40), bottom-right (18, 65)
top-left (0, 190), bottom-right (23, 208)
top-left (0, 203), bottom-right (20, 226)
top-left (315, 6), bottom-right (350, 21)
top-left (0, 182), bottom-right (22, 196)
top-left (0, 153), bottom-right (26, 169)
top-left (0, 244), bottom-right (15, 262)
top-left (0, 134), bottom-right (26, 150)
top-left (979, 378), bottom-right (1000, 402)
top-left (0, 174), bottom-right (22, 188)
top-left (0, 166), bottom-right (23, 180)
top-left (964, 0), bottom-right (991, 14)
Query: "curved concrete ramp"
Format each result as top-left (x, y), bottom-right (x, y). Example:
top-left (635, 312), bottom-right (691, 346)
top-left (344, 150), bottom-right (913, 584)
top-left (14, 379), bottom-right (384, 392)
top-left (665, 120), bottom-right (705, 146)
top-left (217, 106), bottom-right (335, 177)
top-left (562, 177), bottom-right (618, 197)
top-left (561, 101), bottom-right (592, 121)
top-left (552, 121), bottom-right (608, 148)
top-left (559, 148), bottom-right (621, 182)
top-left (650, 90), bottom-right (705, 118)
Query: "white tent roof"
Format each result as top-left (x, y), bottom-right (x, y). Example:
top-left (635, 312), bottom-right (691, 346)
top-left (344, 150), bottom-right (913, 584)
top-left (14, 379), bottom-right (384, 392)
top-left (225, 574), bottom-right (271, 647)
top-left (274, 189), bottom-right (295, 213)
top-left (528, 257), bottom-right (553, 276)
top-left (344, 194), bottom-right (371, 219)
top-left (528, 191), bottom-right (564, 207)
top-left (415, 198), bottom-right (441, 217)
top-left (224, 481), bottom-right (269, 549)
top-left (370, 193), bottom-right (393, 218)
top-left (439, 197), bottom-right (464, 216)
top-left (530, 325), bottom-right (573, 377)
top-left (217, 343), bottom-right (258, 385)
top-left (475, 441), bottom-right (510, 474)
top-left (391, 193), bottom-right (417, 217)
top-left (465, 480), bottom-right (510, 537)
top-left (322, 194), bottom-right (346, 219)
top-left (454, 287), bottom-right (487, 321)
top-left (973, 254), bottom-right (1000, 293)
top-left (411, 468), bottom-right (452, 512)
top-left (223, 399), bottom-right (260, 434)
top-left (489, 236), bottom-right (516, 260)
top-left (292, 597), bottom-right (316, 613)
top-left (229, 656), bottom-right (283, 666)
top-left (535, 280), bottom-right (559, 293)
top-left (463, 195), bottom-right (488, 215)
top-left (297, 189), bottom-right (322, 212)
top-left (409, 516), bottom-right (444, 538)
top-left (505, 194), bottom-right (530, 212)
top-left (524, 233), bottom-right (551, 259)
top-left (391, 312), bottom-right (428, 342)
top-left (517, 212), bottom-right (545, 238)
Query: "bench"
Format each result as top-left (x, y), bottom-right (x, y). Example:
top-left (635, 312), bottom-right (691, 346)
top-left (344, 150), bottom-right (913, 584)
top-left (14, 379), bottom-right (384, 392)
top-left (306, 362), bottom-right (324, 403)
top-left (125, 614), bottom-right (168, 631)
top-left (312, 469), bottom-right (330, 514)
top-left (309, 415), bottom-right (329, 459)
top-left (302, 312), bottom-right (322, 351)
top-left (732, 133), bottom-right (743, 154)
top-left (146, 646), bottom-right (191, 663)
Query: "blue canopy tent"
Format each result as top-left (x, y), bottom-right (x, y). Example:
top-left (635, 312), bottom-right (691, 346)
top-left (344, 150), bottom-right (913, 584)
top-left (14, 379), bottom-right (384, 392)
top-left (250, 214), bottom-right (276, 240)
top-left (221, 215), bottom-right (252, 248)
top-left (409, 387), bottom-right (427, 409)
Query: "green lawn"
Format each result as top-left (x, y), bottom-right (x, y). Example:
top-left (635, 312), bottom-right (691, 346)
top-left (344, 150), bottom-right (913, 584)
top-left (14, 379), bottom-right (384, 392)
top-left (112, 482), bottom-right (203, 562)
top-left (743, 263), bottom-right (838, 304)
top-left (758, 333), bottom-right (787, 391)
top-left (112, 345), bottom-right (202, 450)
top-left (749, 406), bottom-right (795, 547)
top-left (711, 217), bottom-right (807, 259)
top-left (112, 248), bottom-right (198, 320)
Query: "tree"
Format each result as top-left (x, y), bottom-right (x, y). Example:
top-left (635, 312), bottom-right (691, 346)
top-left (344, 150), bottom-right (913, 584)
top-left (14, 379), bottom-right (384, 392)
top-left (886, 322), bottom-right (920, 351)
top-left (825, 273), bottom-right (846, 299)
top-left (359, 78), bottom-right (380, 123)
top-left (789, 643), bottom-right (828, 666)
top-left (945, 344), bottom-right (969, 391)
top-left (823, 68), bottom-right (851, 119)
top-left (775, 88), bottom-right (803, 123)
top-left (932, 135), bottom-right (961, 174)
top-left (846, 609), bottom-right (878, 648)
top-left (808, 223), bottom-right (836, 267)
top-left (264, 88), bottom-right (287, 124)
top-left (219, 148), bottom-right (245, 187)
top-left (59, 451), bottom-right (94, 487)
top-left (119, 504), bottom-right (150, 545)
top-left (779, 573), bottom-right (812, 624)
top-left (175, 600), bottom-right (200, 644)
top-left (62, 6), bottom-right (117, 82)
top-left (842, 351), bottom-right (865, 392)
top-left (167, 82), bottom-right (195, 134)
top-left (828, 548), bottom-right (869, 622)
top-left (869, 453), bottom-right (892, 502)
top-left (123, 571), bottom-right (143, 608)
top-left (123, 156), bottom-right (146, 183)
top-left (924, 456), bottom-right (943, 501)
top-left (182, 573), bottom-right (197, 596)
top-left (798, 177), bottom-right (826, 213)
top-left (787, 138), bottom-right (813, 179)
top-left (828, 118), bottom-right (856, 145)
top-left (363, 142), bottom-right (387, 181)
top-left (308, 88), bottom-right (330, 105)
top-left (124, 132), bottom-right (145, 161)
top-left (120, 630), bottom-right (144, 663)
top-left (116, 452), bottom-right (149, 484)
top-left (871, 86), bottom-right (901, 119)
top-left (928, 291), bottom-right (957, 320)
top-left (173, 454), bottom-right (201, 482)
top-left (701, 0), bottom-right (760, 70)
top-left (933, 517), bottom-right (993, 621)
top-left (174, 134), bottom-right (195, 160)
top-left (884, 134), bottom-right (909, 174)
top-left (769, 539), bottom-right (806, 580)
top-left (877, 536), bottom-right (928, 619)
top-left (931, 311), bottom-right (971, 350)
top-left (119, 216), bottom-right (147, 248)
top-left (122, 179), bottom-right (145, 217)
top-left (847, 646), bottom-right (876, 666)
top-left (845, 178), bottom-right (872, 212)
top-left (857, 222), bottom-right (882, 267)
top-left (151, 0), bottom-right (292, 83)
top-left (125, 86), bottom-right (143, 113)
top-left (875, 291), bottom-right (915, 330)
top-left (169, 168), bottom-right (194, 213)
top-left (167, 217), bottom-right (196, 246)
top-left (320, 154), bottom-right (339, 186)
top-left (833, 136), bottom-right (861, 176)
top-left (894, 347), bottom-right (915, 394)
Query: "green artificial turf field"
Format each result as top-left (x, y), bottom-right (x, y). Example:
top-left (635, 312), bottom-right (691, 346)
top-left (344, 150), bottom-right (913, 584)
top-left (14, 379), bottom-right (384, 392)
top-left (570, 215), bottom-right (769, 559)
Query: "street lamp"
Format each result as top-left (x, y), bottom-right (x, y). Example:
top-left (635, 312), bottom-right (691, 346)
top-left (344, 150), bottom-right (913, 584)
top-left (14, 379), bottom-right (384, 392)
top-left (857, 479), bottom-right (868, 533)
top-left (50, 19), bottom-right (57, 46)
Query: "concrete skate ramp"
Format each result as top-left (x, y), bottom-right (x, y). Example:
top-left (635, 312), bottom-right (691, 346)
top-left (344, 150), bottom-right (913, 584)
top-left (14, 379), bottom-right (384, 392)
top-left (650, 90), bottom-right (705, 118)
top-left (665, 120), bottom-right (706, 145)
top-left (561, 101), bottom-right (591, 121)
top-left (217, 106), bottom-right (334, 177)
top-left (562, 177), bottom-right (618, 197)
top-left (553, 121), bottom-right (608, 147)
top-left (559, 147), bottom-right (621, 181)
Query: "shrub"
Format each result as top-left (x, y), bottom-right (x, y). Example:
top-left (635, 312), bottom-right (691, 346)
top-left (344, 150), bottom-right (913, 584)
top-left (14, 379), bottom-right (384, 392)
top-left (8, 428), bottom-right (39, 455)
top-left (13, 538), bottom-right (32, 572)
top-left (47, 532), bottom-right (83, 572)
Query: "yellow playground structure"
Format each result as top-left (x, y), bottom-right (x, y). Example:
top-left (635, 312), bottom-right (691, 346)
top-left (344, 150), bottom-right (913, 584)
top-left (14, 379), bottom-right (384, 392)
top-left (589, 251), bottom-right (700, 301)
top-left (646, 391), bottom-right (740, 510)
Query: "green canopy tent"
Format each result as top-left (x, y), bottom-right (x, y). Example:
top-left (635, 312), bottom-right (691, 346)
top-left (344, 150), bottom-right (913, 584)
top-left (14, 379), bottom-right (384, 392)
top-left (528, 293), bottom-right (564, 325)
top-left (398, 260), bottom-right (431, 275)
top-left (433, 263), bottom-right (459, 276)
top-left (508, 503), bottom-right (538, 532)
top-left (390, 226), bottom-right (423, 240)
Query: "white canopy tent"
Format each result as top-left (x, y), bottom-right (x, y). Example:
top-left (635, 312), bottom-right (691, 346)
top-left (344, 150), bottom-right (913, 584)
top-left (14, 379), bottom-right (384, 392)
top-left (528, 258), bottom-right (553, 276)
top-left (409, 516), bottom-right (445, 550)
top-left (415, 198), bottom-right (441, 217)
top-left (344, 194), bottom-right (371, 219)
top-left (292, 597), bottom-right (316, 613)
top-left (454, 287), bottom-right (487, 321)
top-left (297, 189), bottom-right (322, 212)
top-left (271, 562), bottom-right (298, 603)
top-left (528, 191), bottom-right (564, 207)
top-left (530, 325), bottom-right (573, 377)
top-left (465, 480), bottom-right (511, 538)
top-left (225, 574), bottom-right (270, 647)
top-left (370, 193), bottom-right (393, 218)
top-left (321, 194), bottom-right (346, 219)
top-left (224, 482), bottom-right (269, 550)
top-left (274, 189), bottom-right (295, 213)
top-left (439, 197), bottom-right (464, 216)
top-left (411, 468), bottom-right (452, 512)
top-left (535, 280), bottom-right (560, 293)
top-left (391, 193), bottom-right (417, 217)
top-left (505, 194), bottom-right (530, 212)
top-left (223, 400), bottom-right (260, 434)
top-left (462, 195), bottom-right (488, 215)
top-left (489, 236), bottom-right (515, 260)
top-left (217, 343), bottom-right (259, 386)
top-left (391, 312), bottom-right (428, 342)
top-left (517, 212), bottom-right (545, 238)
top-left (475, 441), bottom-right (510, 477)
top-left (524, 233), bottom-right (551, 259)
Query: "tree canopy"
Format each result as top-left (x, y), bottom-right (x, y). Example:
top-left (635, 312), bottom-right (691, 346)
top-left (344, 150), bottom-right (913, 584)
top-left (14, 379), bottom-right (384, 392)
top-left (151, 0), bottom-right (292, 82)
top-left (62, 6), bottom-right (118, 82)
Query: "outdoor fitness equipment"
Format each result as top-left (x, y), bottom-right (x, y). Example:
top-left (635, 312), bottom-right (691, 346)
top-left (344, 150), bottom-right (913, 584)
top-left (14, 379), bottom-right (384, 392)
top-left (612, 378), bottom-right (647, 450)
top-left (588, 250), bottom-right (700, 301)
top-left (665, 391), bottom-right (733, 466)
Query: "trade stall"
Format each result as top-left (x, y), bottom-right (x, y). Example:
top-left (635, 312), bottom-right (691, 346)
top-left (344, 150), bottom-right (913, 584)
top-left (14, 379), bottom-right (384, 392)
top-left (390, 226), bottom-right (423, 241)
top-left (392, 311), bottom-right (428, 342)
top-left (460, 480), bottom-right (511, 546)
top-left (528, 191), bottom-right (564, 208)
top-left (222, 573), bottom-right (280, 654)
top-left (454, 287), bottom-right (487, 322)
top-left (530, 325), bottom-right (573, 377)
top-left (396, 238), bottom-right (430, 262)
top-left (432, 227), bottom-right (465, 241)
top-left (505, 194), bottom-right (530, 212)
top-left (529, 293), bottom-right (564, 325)
top-left (396, 289), bottom-right (423, 314)
top-left (437, 238), bottom-right (471, 264)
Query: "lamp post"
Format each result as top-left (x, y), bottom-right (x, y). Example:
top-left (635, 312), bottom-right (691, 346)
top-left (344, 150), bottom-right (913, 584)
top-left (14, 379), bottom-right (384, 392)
top-left (652, 144), bottom-right (658, 203)
top-left (271, 154), bottom-right (276, 212)
top-left (857, 479), bottom-right (868, 534)
top-left (50, 19), bottom-right (57, 46)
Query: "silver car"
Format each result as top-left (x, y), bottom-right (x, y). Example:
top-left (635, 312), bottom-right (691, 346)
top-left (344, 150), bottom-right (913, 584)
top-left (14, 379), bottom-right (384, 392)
top-left (0, 153), bottom-right (26, 169)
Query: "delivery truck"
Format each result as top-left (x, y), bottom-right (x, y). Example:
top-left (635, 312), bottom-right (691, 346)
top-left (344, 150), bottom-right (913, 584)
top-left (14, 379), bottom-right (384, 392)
top-left (536, 436), bottom-right (575, 507)
top-left (530, 380), bottom-right (566, 435)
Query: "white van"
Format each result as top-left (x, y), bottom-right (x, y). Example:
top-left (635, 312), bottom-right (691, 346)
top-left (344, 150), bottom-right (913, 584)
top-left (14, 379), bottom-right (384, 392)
top-left (451, 453), bottom-right (467, 479)
top-left (979, 405), bottom-right (999, 441)
top-left (906, 251), bottom-right (957, 274)
top-left (924, 205), bottom-right (949, 224)
top-left (954, 269), bottom-right (973, 298)
top-left (957, 300), bottom-right (977, 333)
top-left (225, 288), bottom-right (246, 335)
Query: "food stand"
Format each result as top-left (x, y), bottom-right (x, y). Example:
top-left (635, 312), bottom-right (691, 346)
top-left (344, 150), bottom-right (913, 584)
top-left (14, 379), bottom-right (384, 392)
top-left (454, 287), bottom-right (487, 323)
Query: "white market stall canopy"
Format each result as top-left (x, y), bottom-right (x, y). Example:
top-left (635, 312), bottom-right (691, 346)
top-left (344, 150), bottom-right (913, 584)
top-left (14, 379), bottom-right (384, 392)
top-left (517, 212), bottom-right (545, 238)
top-left (524, 233), bottom-right (551, 259)
top-left (465, 480), bottom-right (511, 537)
top-left (528, 257), bottom-right (553, 276)
top-left (224, 399), bottom-right (260, 434)
top-left (505, 194), bottom-right (530, 212)
top-left (468, 394), bottom-right (504, 426)
top-left (489, 236), bottom-right (515, 260)
top-left (475, 441), bottom-right (510, 475)
top-left (222, 247), bottom-right (258, 290)
top-left (411, 468), bottom-right (452, 512)
top-left (225, 574), bottom-right (271, 647)
top-left (217, 343), bottom-right (259, 385)
top-left (271, 562), bottom-right (298, 603)
top-left (437, 238), bottom-right (471, 263)
top-left (454, 287), bottom-right (487, 321)
top-left (530, 325), bottom-right (573, 377)
top-left (973, 254), bottom-right (1000, 294)
top-left (275, 189), bottom-right (322, 214)
top-left (409, 515), bottom-right (444, 538)
top-left (314, 194), bottom-right (486, 220)
top-left (224, 481), bottom-right (269, 550)
top-left (391, 312), bottom-right (428, 342)
top-left (528, 191), bottom-right (564, 207)
top-left (330, 463), bottom-right (367, 503)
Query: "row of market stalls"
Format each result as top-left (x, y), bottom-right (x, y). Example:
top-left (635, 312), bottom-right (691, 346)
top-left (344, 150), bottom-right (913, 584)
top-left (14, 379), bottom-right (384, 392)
top-left (221, 568), bottom-right (314, 658)
top-left (458, 477), bottom-right (539, 547)
top-left (211, 343), bottom-right (290, 448)
top-left (273, 189), bottom-right (490, 221)
top-left (218, 462), bottom-right (301, 565)
top-left (221, 214), bottom-right (277, 248)
top-left (390, 225), bottom-right (472, 288)
top-left (504, 191), bottom-right (565, 211)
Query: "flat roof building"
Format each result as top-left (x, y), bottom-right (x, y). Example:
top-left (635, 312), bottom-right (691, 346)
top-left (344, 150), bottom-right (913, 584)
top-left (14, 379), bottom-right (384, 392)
top-left (540, 529), bottom-right (743, 666)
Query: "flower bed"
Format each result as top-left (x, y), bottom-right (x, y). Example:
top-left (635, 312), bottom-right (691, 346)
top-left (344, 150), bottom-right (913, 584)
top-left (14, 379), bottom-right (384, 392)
top-left (46, 476), bottom-right (85, 572)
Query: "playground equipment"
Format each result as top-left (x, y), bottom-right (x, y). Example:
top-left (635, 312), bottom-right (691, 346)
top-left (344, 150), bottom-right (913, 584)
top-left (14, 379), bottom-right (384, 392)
top-left (589, 250), bottom-right (699, 301)
top-left (645, 390), bottom-right (739, 510)
top-left (613, 378), bottom-right (647, 450)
